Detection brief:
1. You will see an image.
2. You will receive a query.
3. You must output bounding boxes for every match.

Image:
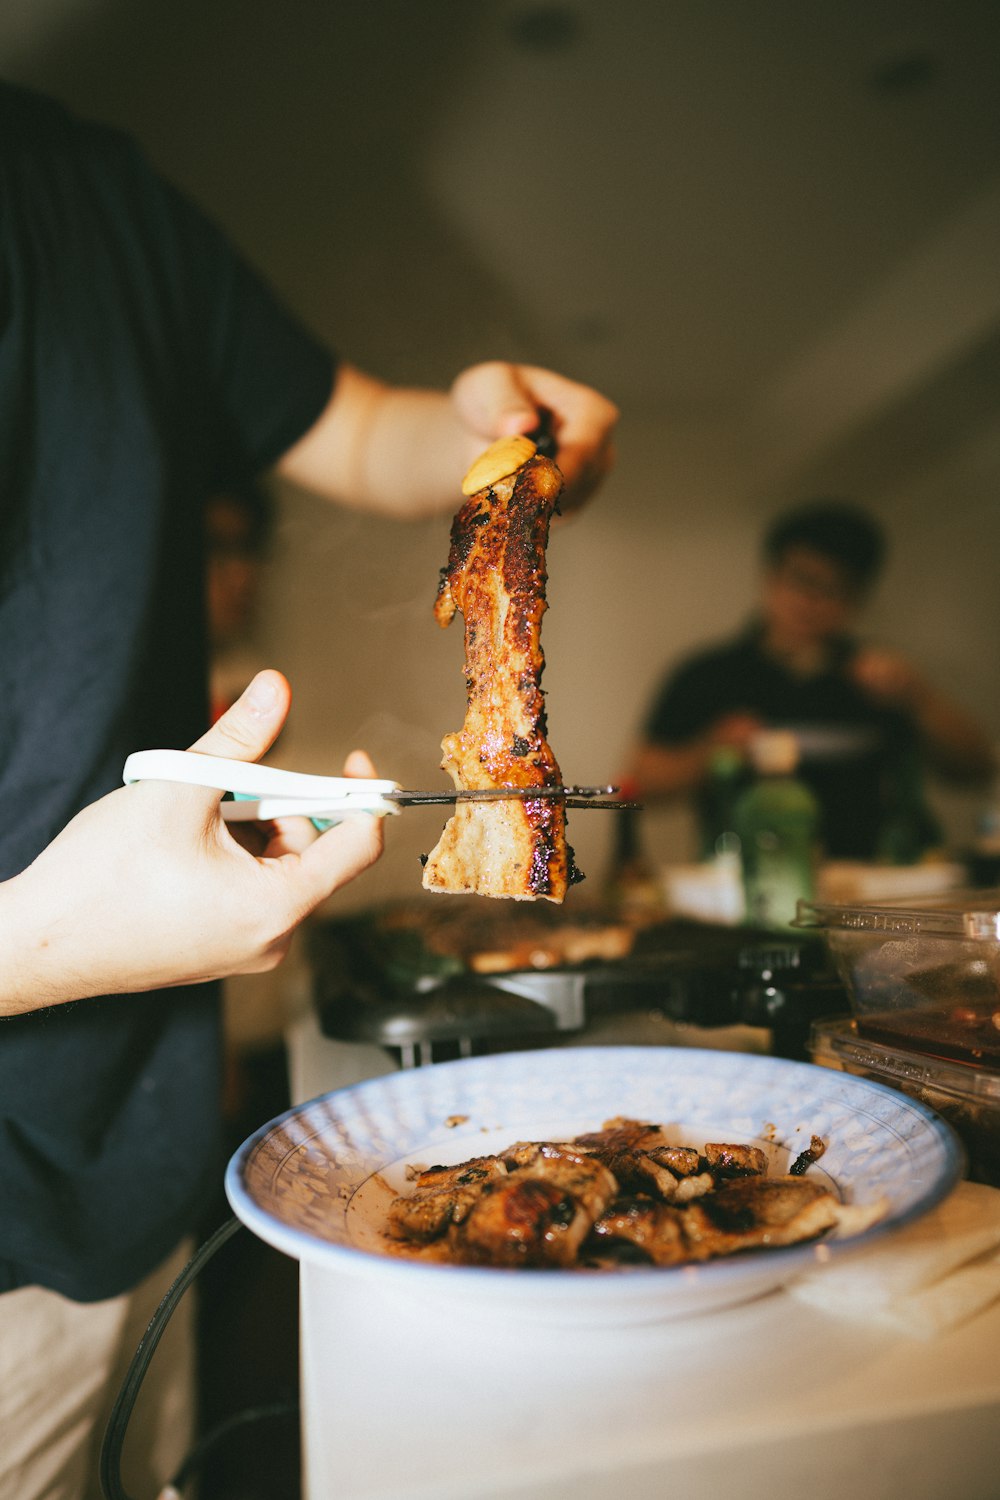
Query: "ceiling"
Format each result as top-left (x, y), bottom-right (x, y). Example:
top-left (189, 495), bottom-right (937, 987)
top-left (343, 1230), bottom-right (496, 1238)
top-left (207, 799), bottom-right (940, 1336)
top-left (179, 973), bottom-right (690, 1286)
top-left (4, 0), bottom-right (1000, 495)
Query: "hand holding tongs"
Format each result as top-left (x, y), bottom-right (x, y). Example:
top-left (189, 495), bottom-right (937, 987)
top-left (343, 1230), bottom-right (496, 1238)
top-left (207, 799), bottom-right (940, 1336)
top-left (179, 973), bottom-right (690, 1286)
top-left (122, 750), bottom-right (636, 825)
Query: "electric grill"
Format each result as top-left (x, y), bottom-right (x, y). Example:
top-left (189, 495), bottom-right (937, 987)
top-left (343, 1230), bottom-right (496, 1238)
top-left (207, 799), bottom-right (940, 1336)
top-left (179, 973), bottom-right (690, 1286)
top-left (312, 906), bottom-right (850, 1066)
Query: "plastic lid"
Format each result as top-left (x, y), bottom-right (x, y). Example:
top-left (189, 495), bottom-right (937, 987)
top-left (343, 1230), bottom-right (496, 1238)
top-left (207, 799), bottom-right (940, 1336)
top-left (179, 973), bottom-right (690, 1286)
top-left (795, 887), bottom-right (1000, 941)
top-left (810, 1017), bottom-right (1000, 1103)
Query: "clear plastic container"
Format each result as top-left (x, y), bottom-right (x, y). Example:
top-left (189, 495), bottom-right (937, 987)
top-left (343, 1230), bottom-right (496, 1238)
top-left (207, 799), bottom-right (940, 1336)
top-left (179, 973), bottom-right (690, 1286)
top-left (810, 1016), bottom-right (1000, 1186)
top-left (795, 888), bottom-right (1000, 1070)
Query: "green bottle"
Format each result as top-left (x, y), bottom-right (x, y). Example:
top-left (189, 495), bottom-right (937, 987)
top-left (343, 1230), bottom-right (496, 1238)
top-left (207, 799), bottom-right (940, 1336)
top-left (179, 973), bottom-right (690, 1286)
top-left (734, 732), bottom-right (819, 931)
top-left (701, 745), bottom-right (747, 860)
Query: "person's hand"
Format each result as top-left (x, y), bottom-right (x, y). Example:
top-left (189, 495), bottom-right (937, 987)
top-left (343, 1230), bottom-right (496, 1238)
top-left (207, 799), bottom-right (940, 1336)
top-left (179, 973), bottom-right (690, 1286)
top-left (3, 671), bottom-right (383, 1011)
top-left (707, 711), bottom-right (764, 753)
top-left (450, 361), bottom-right (619, 511)
top-left (849, 646), bottom-right (996, 782)
top-left (849, 646), bottom-right (924, 709)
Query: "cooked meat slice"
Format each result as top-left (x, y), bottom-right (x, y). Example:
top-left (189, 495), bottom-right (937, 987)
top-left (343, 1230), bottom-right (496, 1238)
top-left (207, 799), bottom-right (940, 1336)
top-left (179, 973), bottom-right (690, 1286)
top-left (377, 896), bottom-right (640, 974)
top-left (499, 1140), bottom-right (562, 1170)
top-left (382, 1235), bottom-right (466, 1264)
top-left (633, 1150), bottom-right (718, 1201)
top-left (456, 1145), bottom-right (617, 1268)
top-left (421, 453), bottom-right (580, 902)
top-left (702, 1142), bottom-right (769, 1178)
top-left (455, 1177), bottom-right (579, 1268)
top-left (573, 1121), bottom-right (713, 1201)
top-left (670, 1169), bottom-right (716, 1204)
top-left (592, 1177), bottom-right (839, 1266)
top-left (602, 1149), bottom-right (665, 1194)
top-left (789, 1135), bottom-right (827, 1175)
top-left (680, 1175), bottom-right (840, 1260)
top-left (528, 1143), bottom-right (618, 1218)
top-left (573, 1117), bottom-right (668, 1154)
top-left (646, 1145), bottom-right (702, 1178)
top-left (578, 1147), bottom-right (676, 1200)
top-left (588, 1197), bottom-right (689, 1267)
top-left (386, 1155), bottom-right (506, 1242)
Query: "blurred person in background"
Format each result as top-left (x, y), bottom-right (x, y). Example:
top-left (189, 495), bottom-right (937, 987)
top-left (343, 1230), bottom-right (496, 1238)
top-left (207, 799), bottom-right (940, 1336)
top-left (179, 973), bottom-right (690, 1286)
top-left (0, 80), bottom-right (618, 1500)
top-left (205, 480), bottom-right (278, 723)
top-left (624, 499), bottom-right (995, 864)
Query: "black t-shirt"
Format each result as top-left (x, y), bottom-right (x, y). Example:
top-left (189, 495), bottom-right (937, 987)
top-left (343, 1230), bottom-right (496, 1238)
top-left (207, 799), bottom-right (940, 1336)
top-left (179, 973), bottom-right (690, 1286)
top-left (643, 625), bottom-right (933, 861)
top-left (0, 84), bottom-right (336, 1300)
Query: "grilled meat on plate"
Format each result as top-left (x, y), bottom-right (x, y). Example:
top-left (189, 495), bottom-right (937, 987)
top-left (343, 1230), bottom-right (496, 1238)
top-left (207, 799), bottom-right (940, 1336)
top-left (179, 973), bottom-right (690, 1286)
top-left (383, 1117), bottom-right (858, 1271)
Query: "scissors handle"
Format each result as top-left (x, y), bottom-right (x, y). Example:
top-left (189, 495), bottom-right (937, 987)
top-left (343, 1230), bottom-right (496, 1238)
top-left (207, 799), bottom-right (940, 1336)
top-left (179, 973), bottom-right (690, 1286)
top-left (122, 750), bottom-right (401, 816)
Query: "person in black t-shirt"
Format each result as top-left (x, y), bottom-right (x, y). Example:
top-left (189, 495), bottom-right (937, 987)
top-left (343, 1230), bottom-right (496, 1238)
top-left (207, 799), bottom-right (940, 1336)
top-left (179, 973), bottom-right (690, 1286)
top-left (625, 499), bottom-right (994, 861)
top-left (0, 82), bottom-right (618, 1500)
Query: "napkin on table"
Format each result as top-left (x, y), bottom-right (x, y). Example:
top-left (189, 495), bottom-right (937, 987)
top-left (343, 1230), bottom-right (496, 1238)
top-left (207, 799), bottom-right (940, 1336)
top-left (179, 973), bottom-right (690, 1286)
top-left (788, 1180), bottom-right (1000, 1338)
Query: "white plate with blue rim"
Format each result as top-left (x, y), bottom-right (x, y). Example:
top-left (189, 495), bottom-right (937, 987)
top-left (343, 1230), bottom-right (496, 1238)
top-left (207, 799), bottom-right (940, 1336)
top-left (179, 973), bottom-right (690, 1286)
top-left (225, 1045), bottom-right (963, 1326)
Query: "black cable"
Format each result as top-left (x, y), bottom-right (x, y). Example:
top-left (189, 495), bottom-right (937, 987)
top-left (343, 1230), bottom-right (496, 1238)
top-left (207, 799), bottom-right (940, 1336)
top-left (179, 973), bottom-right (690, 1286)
top-left (99, 1215), bottom-right (245, 1500)
top-left (170, 1399), bottom-right (300, 1492)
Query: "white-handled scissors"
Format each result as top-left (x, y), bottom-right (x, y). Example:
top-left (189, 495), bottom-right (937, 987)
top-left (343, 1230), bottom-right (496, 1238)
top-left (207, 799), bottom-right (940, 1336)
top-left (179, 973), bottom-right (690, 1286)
top-left (123, 750), bottom-right (630, 827)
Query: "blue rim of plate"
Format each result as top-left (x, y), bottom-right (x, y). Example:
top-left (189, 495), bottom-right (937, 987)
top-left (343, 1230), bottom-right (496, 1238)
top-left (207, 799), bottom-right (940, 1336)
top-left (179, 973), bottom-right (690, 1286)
top-left (224, 1046), bottom-right (965, 1297)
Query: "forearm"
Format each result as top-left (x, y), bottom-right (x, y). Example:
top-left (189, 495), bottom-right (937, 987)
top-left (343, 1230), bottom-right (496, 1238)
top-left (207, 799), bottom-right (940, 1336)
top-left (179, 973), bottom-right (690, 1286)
top-left (628, 739), bottom-right (716, 800)
top-left (910, 686), bottom-right (997, 782)
top-left (276, 366), bottom-right (495, 519)
top-left (275, 359), bottom-right (618, 519)
top-left (851, 648), bottom-right (996, 783)
top-left (0, 866), bottom-right (97, 1015)
top-left (0, 827), bottom-right (202, 1016)
top-left (341, 382), bottom-right (483, 518)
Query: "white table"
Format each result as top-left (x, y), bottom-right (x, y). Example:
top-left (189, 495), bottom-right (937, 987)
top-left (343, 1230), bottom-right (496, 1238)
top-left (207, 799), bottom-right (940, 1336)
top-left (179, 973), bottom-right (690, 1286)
top-left (287, 1011), bottom-right (1000, 1500)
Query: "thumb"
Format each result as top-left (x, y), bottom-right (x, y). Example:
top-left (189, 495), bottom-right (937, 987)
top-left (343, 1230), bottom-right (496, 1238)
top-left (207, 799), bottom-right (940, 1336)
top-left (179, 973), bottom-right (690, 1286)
top-left (189, 670), bottom-right (292, 763)
top-left (451, 361), bottom-right (538, 441)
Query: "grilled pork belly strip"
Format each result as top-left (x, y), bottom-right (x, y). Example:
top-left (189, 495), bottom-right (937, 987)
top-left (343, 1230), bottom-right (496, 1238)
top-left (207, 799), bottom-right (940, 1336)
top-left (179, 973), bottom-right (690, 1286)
top-left (421, 451), bottom-right (580, 902)
top-left (588, 1197), bottom-right (689, 1266)
top-left (587, 1176), bottom-right (839, 1266)
top-left (678, 1176), bottom-right (841, 1259)
top-left (387, 1156), bottom-right (508, 1242)
top-left (702, 1142), bottom-right (769, 1178)
top-left (458, 1146), bottom-right (618, 1268)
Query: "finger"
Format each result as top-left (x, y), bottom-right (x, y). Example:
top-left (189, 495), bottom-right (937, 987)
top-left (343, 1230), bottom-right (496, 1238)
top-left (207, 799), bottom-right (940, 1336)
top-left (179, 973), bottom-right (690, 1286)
top-left (259, 816), bottom-right (318, 857)
top-left (298, 804), bottom-right (385, 901)
top-left (343, 747), bottom-right (378, 779)
top-left (288, 748), bottom-right (382, 889)
top-left (512, 369), bottom-right (618, 506)
top-left (138, 671), bottom-right (293, 829)
top-left (450, 361), bottom-right (540, 441)
top-left (189, 670), bottom-right (292, 761)
top-left (261, 748), bottom-right (380, 858)
top-left (509, 365), bottom-right (619, 449)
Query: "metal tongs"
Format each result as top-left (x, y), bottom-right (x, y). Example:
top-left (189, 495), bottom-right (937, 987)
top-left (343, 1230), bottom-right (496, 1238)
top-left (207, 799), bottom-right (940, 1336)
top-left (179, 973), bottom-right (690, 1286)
top-left (122, 750), bottom-right (636, 825)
